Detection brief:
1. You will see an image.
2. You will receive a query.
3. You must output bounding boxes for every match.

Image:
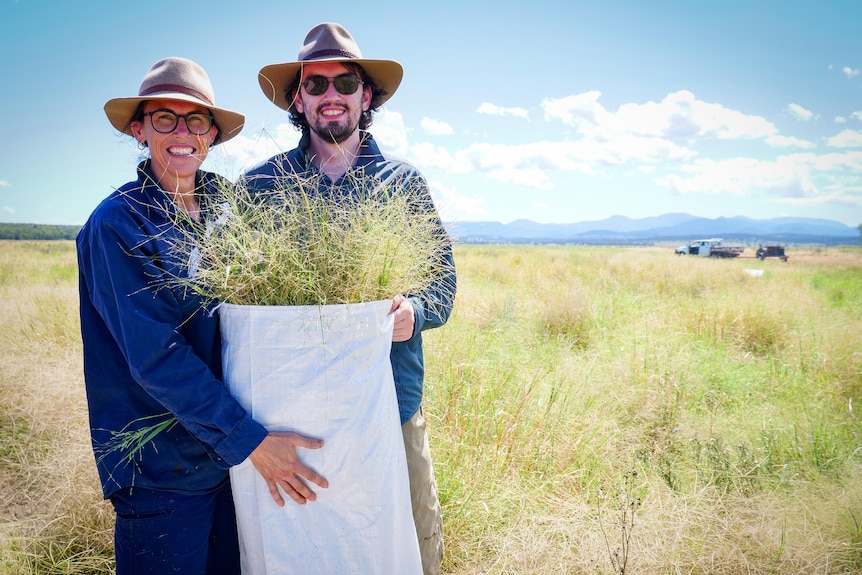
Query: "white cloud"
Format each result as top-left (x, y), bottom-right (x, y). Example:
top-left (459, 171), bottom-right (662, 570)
top-left (827, 130), bottom-right (862, 148)
top-left (656, 151), bottom-right (862, 201)
top-left (369, 109), bottom-right (409, 157)
top-left (0, 180), bottom-right (9, 187)
top-left (853, 111), bottom-right (862, 122)
top-left (411, 131), bottom-right (695, 189)
top-left (2, 206), bottom-right (14, 215)
top-left (477, 102), bottom-right (530, 119)
top-left (601, 134), bottom-right (697, 164)
top-left (427, 180), bottom-right (487, 220)
top-left (486, 167), bottom-right (553, 189)
top-left (420, 117), bottom-right (453, 136)
top-left (541, 90), bottom-right (608, 129)
top-left (543, 90), bottom-right (777, 141)
top-left (843, 66), bottom-right (860, 79)
top-left (465, 141), bottom-right (598, 172)
top-left (765, 135), bottom-right (815, 148)
top-left (796, 150), bottom-right (862, 172)
top-left (411, 89), bottom-right (861, 217)
top-left (460, 95), bottom-right (708, 176)
top-left (625, 91), bottom-right (777, 139)
top-left (656, 156), bottom-right (817, 198)
top-left (411, 141), bottom-right (591, 188)
top-left (409, 142), bottom-right (471, 173)
top-left (787, 103), bottom-right (814, 122)
top-left (774, 186), bottom-right (861, 207)
top-left (205, 123), bottom-right (301, 178)
top-left (836, 116), bottom-right (847, 124)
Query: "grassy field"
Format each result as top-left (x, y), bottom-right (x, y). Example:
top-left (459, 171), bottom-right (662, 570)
top-left (1, 240), bottom-right (861, 574)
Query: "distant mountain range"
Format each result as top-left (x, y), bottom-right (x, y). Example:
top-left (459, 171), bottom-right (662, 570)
top-left (444, 214), bottom-right (860, 245)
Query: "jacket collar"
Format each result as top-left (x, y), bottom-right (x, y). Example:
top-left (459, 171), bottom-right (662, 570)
top-left (296, 130), bottom-right (382, 174)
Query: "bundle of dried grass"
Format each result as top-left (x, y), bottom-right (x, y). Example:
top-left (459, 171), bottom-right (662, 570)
top-left (180, 169), bottom-right (451, 307)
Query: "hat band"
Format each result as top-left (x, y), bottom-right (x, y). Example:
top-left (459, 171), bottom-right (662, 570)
top-left (303, 48), bottom-right (360, 61)
top-left (139, 84), bottom-right (214, 106)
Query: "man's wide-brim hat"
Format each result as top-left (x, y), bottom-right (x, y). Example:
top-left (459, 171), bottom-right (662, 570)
top-left (258, 22), bottom-right (403, 111)
top-left (104, 57), bottom-right (245, 144)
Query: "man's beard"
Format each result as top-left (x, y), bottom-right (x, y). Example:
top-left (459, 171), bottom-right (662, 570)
top-left (310, 107), bottom-right (359, 144)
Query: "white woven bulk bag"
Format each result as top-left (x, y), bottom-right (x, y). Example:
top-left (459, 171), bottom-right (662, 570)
top-left (220, 300), bottom-right (421, 575)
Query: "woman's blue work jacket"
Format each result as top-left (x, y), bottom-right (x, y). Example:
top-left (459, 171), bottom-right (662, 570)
top-left (77, 161), bottom-right (267, 498)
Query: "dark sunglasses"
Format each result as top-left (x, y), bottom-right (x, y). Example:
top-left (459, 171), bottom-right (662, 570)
top-left (301, 74), bottom-right (363, 96)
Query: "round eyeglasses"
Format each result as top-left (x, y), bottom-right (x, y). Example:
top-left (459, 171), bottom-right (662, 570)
top-left (144, 109), bottom-right (215, 135)
top-left (301, 74), bottom-right (363, 96)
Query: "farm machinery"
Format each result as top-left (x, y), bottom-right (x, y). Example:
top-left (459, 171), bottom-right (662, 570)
top-left (755, 244), bottom-right (789, 262)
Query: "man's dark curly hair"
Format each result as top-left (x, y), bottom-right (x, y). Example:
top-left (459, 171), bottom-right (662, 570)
top-left (283, 62), bottom-right (389, 132)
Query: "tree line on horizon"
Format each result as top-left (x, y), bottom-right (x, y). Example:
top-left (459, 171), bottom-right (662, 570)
top-left (0, 223), bottom-right (81, 240)
top-left (2, 222), bottom-right (860, 244)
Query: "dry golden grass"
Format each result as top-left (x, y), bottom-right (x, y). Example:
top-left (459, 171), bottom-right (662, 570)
top-left (0, 242), bottom-right (113, 574)
top-left (427, 244), bottom-right (862, 574)
top-left (175, 171), bottom-right (452, 307)
top-left (783, 246), bottom-right (862, 269)
top-left (2, 241), bottom-right (862, 574)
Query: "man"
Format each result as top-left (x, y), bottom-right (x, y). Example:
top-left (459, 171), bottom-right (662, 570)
top-left (243, 22), bottom-right (456, 575)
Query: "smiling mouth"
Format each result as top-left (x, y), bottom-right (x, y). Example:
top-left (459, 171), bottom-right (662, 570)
top-left (168, 146), bottom-right (195, 156)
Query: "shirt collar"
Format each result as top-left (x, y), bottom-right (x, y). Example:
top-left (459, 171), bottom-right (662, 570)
top-left (297, 130), bottom-right (382, 172)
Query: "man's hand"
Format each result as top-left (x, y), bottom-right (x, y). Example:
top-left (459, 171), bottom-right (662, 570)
top-left (390, 295), bottom-right (415, 343)
top-left (248, 432), bottom-right (328, 506)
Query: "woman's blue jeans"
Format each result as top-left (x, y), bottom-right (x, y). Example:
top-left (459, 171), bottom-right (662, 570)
top-left (109, 479), bottom-right (240, 574)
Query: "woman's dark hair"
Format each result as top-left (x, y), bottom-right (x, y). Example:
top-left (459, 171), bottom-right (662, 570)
top-left (126, 102), bottom-right (147, 144)
top-left (283, 62), bottom-right (388, 132)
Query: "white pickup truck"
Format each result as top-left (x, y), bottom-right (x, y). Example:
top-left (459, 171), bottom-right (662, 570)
top-left (675, 238), bottom-right (744, 258)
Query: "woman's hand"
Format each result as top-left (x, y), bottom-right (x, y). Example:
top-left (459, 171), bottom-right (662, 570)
top-left (248, 432), bottom-right (328, 506)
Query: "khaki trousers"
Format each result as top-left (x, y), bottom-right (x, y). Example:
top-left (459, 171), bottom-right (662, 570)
top-left (402, 406), bottom-right (443, 575)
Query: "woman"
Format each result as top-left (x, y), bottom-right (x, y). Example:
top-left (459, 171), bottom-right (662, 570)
top-left (77, 57), bottom-right (327, 574)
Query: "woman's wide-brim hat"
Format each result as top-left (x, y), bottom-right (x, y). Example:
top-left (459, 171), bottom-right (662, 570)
top-left (258, 22), bottom-right (403, 111)
top-left (104, 57), bottom-right (245, 145)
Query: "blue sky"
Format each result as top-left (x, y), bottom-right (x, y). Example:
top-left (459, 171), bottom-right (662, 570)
top-left (1, 0), bottom-right (861, 227)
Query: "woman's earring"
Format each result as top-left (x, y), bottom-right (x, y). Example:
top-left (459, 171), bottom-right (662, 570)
top-left (137, 140), bottom-right (147, 150)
